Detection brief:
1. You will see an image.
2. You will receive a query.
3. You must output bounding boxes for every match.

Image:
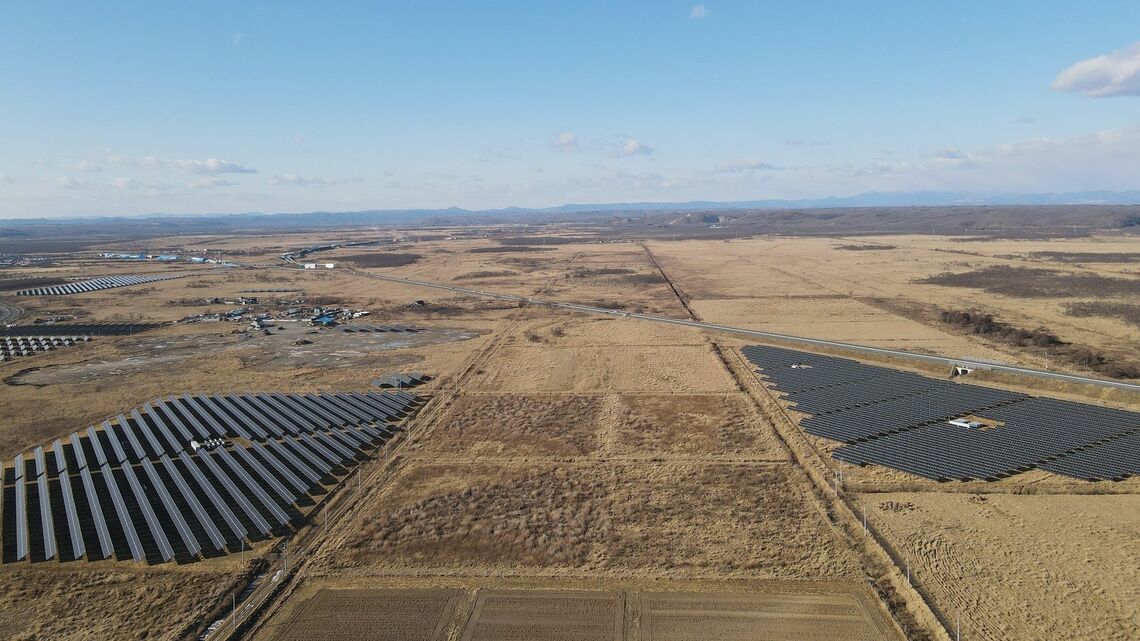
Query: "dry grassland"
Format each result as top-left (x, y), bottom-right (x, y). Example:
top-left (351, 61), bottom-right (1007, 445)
top-left (269, 588), bottom-right (459, 641)
top-left (860, 493), bottom-right (1140, 641)
top-left (0, 567), bottom-right (229, 641)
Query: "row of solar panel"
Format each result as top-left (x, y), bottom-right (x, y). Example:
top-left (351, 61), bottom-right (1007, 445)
top-left (1, 336), bottom-right (91, 361)
top-left (0, 322), bottom-right (162, 337)
top-left (372, 372), bottom-right (431, 389)
top-left (743, 344), bottom-right (1140, 481)
top-left (340, 325), bottom-right (421, 333)
top-left (0, 391), bottom-right (421, 564)
top-left (16, 274), bottom-right (189, 297)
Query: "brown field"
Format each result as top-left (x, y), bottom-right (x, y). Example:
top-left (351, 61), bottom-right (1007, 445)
top-left (640, 590), bottom-right (898, 641)
top-left (2, 222), bottom-right (1138, 641)
top-left (461, 590), bottom-right (622, 641)
top-left (255, 579), bottom-right (902, 641)
top-left (269, 588), bottom-right (459, 641)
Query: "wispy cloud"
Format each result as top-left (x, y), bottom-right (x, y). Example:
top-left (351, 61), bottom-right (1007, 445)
top-left (267, 173), bottom-right (358, 186)
top-left (716, 158), bottom-right (776, 172)
top-left (1010, 115), bottom-right (1035, 125)
top-left (189, 176), bottom-right (237, 189)
top-left (615, 139), bottom-right (654, 157)
top-left (1052, 41), bottom-right (1140, 97)
top-left (74, 160), bottom-right (102, 172)
top-left (54, 176), bottom-right (81, 189)
top-left (0, 174), bottom-right (12, 185)
top-left (549, 132), bottom-right (578, 151)
top-left (127, 156), bottom-right (257, 174)
top-left (690, 4), bottom-right (708, 19)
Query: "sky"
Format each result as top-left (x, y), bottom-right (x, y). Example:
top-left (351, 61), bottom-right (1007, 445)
top-left (1, 1), bottom-right (1139, 218)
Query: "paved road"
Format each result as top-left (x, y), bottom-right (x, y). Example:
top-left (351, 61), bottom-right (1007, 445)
top-left (0, 299), bottom-right (24, 325)
top-left (355, 271), bottom-right (1140, 394)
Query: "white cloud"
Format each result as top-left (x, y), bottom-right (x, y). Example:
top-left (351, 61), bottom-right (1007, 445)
top-left (716, 158), bottom-right (776, 173)
top-left (189, 176), bottom-right (236, 189)
top-left (74, 160), bottom-right (102, 172)
top-left (690, 4), bottom-right (708, 19)
top-left (550, 132), bottom-right (578, 151)
top-left (616, 139), bottom-right (654, 157)
top-left (267, 173), bottom-right (357, 186)
top-left (1010, 115), bottom-right (1035, 125)
top-left (1052, 42), bottom-right (1140, 97)
top-left (231, 32), bottom-right (244, 47)
top-left (109, 177), bottom-right (142, 190)
top-left (138, 156), bottom-right (257, 174)
top-left (55, 176), bottom-right (81, 189)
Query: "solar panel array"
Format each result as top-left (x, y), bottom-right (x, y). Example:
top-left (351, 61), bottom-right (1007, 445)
top-left (1, 336), bottom-right (91, 362)
top-left (0, 322), bottom-right (163, 337)
top-left (1, 390), bottom-right (422, 564)
top-left (340, 324), bottom-right (421, 333)
top-left (743, 345), bottom-right (1140, 482)
top-left (16, 273), bottom-right (190, 296)
top-left (371, 372), bottom-right (431, 389)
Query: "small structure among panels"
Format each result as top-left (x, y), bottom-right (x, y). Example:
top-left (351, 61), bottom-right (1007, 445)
top-left (15, 273), bottom-right (192, 297)
top-left (743, 344), bottom-right (1140, 482)
top-left (371, 372), bottom-right (431, 389)
top-left (1, 336), bottom-right (91, 363)
top-left (0, 391), bottom-right (423, 564)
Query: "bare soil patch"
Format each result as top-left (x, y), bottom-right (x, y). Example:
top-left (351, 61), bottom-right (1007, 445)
top-left (337, 252), bottom-right (421, 268)
top-left (921, 265), bottom-right (1140, 298)
top-left (1064, 301), bottom-right (1140, 327)
top-left (468, 245), bottom-right (556, 253)
top-left (270, 588), bottom-right (459, 641)
top-left (1025, 251), bottom-right (1140, 263)
top-left (640, 590), bottom-right (900, 641)
top-left (461, 590), bottom-right (622, 641)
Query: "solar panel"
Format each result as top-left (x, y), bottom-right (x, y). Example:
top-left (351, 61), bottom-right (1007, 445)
top-left (193, 450), bottom-right (272, 535)
top-left (265, 438), bottom-right (325, 483)
top-left (32, 447), bottom-right (57, 560)
top-left (117, 460), bottom-right (175, 562)
top-left (13, 454), bottom-right (28, 561)
top-left (143, 404), bottom-right (185, 454)
top-left (71, 432), bottom-right (113, 560)
top-left (138, 459), bottom-right (201, 557)
top-left (744, 343), bottom-right (1140, 482)
top-left (52, 439), bottom-right (85, 560)
top-left (226, 445), bottom-right (296, 504)
top-left (131, 408), bottom-right (167, 457)
top-left (170, 453), bottom-right (246, 543)
top-left (246, 442), bottom-right (310, 495)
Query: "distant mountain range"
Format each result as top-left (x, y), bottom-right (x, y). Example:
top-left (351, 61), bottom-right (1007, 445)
top-left (4, 190), bottom-right (1140, 225)
top-left (523, 190), bottom-right (1140, 213)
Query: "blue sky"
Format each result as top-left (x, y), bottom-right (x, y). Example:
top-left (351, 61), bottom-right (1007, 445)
top-left (2, 1), bottom-right (1139, 217)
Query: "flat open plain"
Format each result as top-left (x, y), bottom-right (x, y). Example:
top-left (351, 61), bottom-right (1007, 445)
top-left (1, 223), bottom-right (1137, 641)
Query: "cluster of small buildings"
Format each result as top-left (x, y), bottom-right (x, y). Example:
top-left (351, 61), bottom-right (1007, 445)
top-left (98, 252), bottom-right (235, 266)
top-left (178, 303), bottom-right (370, 329)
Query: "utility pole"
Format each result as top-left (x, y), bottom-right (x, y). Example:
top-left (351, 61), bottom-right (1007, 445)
top-left (862, 506), bottom-right (867, 535)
